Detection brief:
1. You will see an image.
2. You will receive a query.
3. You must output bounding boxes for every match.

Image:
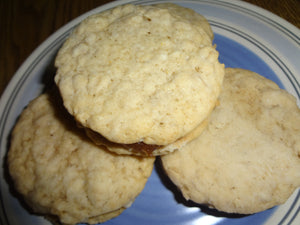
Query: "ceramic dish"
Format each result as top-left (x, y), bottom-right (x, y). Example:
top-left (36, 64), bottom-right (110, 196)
top-left (0, 0), bottom-right (299, 224)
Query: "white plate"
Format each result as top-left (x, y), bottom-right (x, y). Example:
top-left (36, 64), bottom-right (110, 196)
top-left (1, 0), bottom-right (299, 224)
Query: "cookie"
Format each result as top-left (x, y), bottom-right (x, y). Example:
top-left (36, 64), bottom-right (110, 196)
top-left (54, 4), bottom-right (224, 150)
top-left (8, 92), bottom-right (155, 224)
top-left (161, 68), bottom-right (300, 214)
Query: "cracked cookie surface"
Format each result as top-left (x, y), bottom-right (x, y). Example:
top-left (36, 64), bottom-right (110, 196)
top-left (54, 4), bottom-right (224, 149)
top-left (8, 92), bottom-right (155, 224)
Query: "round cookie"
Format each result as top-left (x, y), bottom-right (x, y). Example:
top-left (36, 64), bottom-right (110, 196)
top-left (161, 68), bottom-right (300, 214)
top-left (54, 4), bottom-right (224, 149)
top-left (8, 92), bottom-right (155, 225)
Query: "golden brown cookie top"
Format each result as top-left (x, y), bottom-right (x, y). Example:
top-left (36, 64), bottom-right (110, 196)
top-left (55, 4), bottom-right (224, 146)
top-left (161, 68), bottom-right (300, 214)
top-left (8, 93), bottom-right (155, 224)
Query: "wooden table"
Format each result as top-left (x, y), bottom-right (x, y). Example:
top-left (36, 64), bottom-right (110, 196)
top-left (1, 0), bottom-right (299, 97)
